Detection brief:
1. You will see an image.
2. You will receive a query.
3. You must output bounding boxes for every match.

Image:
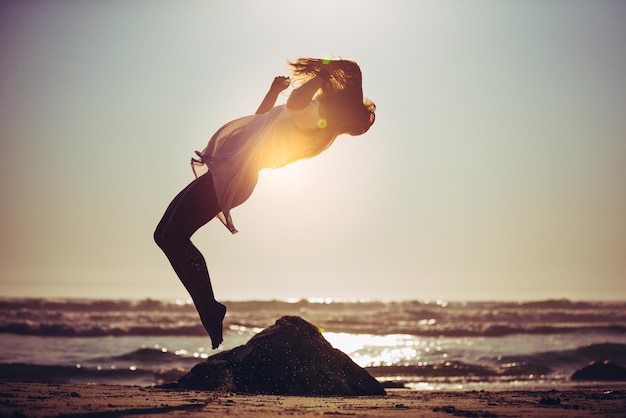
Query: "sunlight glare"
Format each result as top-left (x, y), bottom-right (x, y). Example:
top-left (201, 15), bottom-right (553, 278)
top-left (323, 332), bottom-right (420, 367)
top-left (307, 297), bottom-right (334, 304)
top-left (175, 298), bottom-right (192, 306)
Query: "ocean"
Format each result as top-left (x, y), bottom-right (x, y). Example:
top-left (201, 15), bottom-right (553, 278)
top-left (1, 298), bottom-right (625, 391)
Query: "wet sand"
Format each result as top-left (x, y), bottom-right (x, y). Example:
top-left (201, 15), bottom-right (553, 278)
top-left (1, 381), bottom-right (625, 417)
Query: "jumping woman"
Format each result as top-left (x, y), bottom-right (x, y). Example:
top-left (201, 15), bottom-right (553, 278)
top-left (154, 58), bottom-right (376, 349)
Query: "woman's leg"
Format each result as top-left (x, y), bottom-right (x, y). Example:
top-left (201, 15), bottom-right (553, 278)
top-left (154, 173), bottom-right (227, 348)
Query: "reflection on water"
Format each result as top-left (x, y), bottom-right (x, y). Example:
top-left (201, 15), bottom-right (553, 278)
top-left (324, 332), bottom-right (442, 367)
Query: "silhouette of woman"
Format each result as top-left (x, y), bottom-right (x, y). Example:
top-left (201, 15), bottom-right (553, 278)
top-left (154, 58), bottom-right (375, 349)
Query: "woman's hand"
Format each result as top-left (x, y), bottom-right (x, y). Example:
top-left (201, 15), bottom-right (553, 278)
top-left (270, 76), bottom-right (290, 93)
top-left (256, 76), bottom-right (290, 114)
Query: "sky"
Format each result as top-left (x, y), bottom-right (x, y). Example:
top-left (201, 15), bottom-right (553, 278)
top-left (1, 0), bottom-right (625, 302)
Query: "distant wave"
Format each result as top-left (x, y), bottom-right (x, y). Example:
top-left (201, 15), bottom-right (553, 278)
top-left (2, 320), bottom-right (623, 338)
top-left (1, 297), bottom-right (625, 338)
top-left (0, 322), bottom-right (207, 337)
top-left (500, 342), bottom-right (626, 369)
top-left (89, 347), bottom-right (201, 367)
top-left (321, 322), bottom-right (626, 338)
top-left (0, 298), bottom-right (192, 313)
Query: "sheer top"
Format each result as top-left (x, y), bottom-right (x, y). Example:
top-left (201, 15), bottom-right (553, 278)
top-left (191, 101), bottom-right (336, 233)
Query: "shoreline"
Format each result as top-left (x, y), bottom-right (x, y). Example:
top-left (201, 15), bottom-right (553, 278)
top-left (1, 381), bottom-right (625, 417)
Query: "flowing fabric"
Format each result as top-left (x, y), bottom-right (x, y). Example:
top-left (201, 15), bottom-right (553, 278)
top-left (191, 101), bottom-right (336, 233)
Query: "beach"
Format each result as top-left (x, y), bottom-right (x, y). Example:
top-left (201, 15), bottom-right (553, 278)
top-left (1, 382), bottom-right (626, 417)
top-left (2, 299), bottom-right (626, 416)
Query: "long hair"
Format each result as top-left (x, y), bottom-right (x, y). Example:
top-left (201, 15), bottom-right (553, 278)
top-left (289, 58), bottom-right (376, 136)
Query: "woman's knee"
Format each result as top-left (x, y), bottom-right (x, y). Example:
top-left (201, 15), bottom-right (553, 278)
top-left (154, 224), bottom-right (178, 252)
top-left (153, 227), bottom-right (166, 249)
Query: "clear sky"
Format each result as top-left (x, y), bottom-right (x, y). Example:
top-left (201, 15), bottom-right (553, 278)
top-left (1, 0), bottom-right (625, 302)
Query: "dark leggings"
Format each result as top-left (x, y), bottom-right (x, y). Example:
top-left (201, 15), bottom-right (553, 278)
top-left (154, 173), bottom-right (225, 346)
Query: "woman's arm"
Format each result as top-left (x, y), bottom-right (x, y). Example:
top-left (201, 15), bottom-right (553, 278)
top-left (256, 76), bottom-right (290, 114)
top-left (286, 68), bottom-right (331, 110)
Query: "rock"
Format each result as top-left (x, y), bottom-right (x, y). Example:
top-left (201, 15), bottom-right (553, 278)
top-left (538, 396), bottom-right (561, 405)
top-left (571, 361), bottom-right (626, 381)
top-left (166, 316), bottom-right (386, 396)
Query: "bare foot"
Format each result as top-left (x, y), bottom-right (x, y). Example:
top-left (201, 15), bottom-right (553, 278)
top-left (207, 302), bottom-right (227, 349)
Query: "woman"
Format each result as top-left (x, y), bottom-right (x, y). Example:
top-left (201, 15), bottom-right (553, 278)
top-left (154, 58), bottom-right (375, 349)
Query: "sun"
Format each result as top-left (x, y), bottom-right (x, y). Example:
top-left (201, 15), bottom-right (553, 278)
top-left (257, 160), bottom-right (314, 196)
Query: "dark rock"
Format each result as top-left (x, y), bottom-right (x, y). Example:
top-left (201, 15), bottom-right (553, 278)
top-left (571, 360), bottom-right (626, 381)
top-left (538, 396), bottom-right (561, 405)
top-left (380, 380), bottom-right (406, 389)
top-left (166, 316), bottom-right (386, 396)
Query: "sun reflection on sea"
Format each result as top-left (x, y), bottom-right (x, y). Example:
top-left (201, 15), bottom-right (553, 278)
top-left (323, 332), bottom-right (427, 368)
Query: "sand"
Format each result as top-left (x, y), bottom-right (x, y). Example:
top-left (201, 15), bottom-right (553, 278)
top-left (1, 382), bottom-right (625, 417)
